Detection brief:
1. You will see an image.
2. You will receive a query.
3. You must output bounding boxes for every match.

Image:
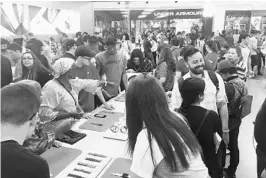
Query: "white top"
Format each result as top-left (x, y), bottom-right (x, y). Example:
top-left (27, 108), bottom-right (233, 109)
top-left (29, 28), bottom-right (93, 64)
top-left (41, 78), bottom-right (100, 113)
top-left (248, 37), bottom-right (258, 55)
top-left (239, 45), bottom-right (250, 72)
top-left (151, 40), bottom-right (158, 52)
top-left (171, 71), bottom-right (227, 112)
top-left (130, 129), bottom-right (208, 178)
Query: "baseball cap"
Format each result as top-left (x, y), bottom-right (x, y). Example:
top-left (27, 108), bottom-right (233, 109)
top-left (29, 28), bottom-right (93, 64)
top-left (75, 45), bottom-right (95, 58)
top-left (104, 35), bottom-right (117, 46)
top-left (217, 60), bottom-right (235, 73)
top-left (63, 39), bottom-right (76, 50)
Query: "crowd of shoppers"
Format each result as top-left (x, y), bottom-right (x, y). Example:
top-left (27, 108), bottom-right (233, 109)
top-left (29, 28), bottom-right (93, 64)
top-left (1, 26), bottom-right (265, 178)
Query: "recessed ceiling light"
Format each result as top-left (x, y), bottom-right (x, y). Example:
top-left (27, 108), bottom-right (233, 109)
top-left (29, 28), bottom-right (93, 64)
top-left (138, 15), bottom-right (147, 18)
top-left (144, 9), bottom-right (156, 12)
top-left (142, 11), bottom-right (152, 15)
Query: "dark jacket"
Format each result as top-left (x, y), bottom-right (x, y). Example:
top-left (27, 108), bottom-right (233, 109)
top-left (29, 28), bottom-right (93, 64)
top-left (143, 39), bottom-right (152, 53)
top-left (1, 55), bottom-right (13, 88)
top-left (255, 98), bottom-right (266, 153)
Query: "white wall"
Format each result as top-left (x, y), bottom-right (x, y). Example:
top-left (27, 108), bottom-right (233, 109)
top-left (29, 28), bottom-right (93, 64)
top-left (79, 2), bottom-right (94, 34)
top-left (213, 3), bottom-right (266, 32)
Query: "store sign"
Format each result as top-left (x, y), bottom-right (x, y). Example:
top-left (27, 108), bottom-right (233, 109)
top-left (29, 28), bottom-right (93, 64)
top-left (144, 9), bottom-right (203, 20)
top-left (252, 10), bottom-right (266, 17)
top-left (154, 11), bottom-right (202, 17)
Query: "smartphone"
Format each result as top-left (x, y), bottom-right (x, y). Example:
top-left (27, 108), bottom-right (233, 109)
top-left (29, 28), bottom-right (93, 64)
top-left (94, 114), bottom-right (106, 118)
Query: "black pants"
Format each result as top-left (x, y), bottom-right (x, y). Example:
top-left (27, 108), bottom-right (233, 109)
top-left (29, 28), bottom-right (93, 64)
top-left (258, 52), bottom-right (263, 75)
top-left (257, 147), bottom-right (266, 178)
top-left (251, 55), bottom-right (259, 71)
top-left (152, 51), bottom-right (157, 66)
top-left (208, 141), bottom-right (226, 178)
top-left (226, 117), bottom-right (241, 176)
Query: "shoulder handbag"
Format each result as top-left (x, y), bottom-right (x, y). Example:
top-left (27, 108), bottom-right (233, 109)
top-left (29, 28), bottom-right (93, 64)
top-left (195, 110), bottom-right (210, 137)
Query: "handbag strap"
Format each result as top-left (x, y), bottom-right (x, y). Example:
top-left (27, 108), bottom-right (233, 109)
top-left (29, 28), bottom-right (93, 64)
top-left (195, 110), bottom-right (210, 137)
top-left (56, 79), bottom-right (77, 107)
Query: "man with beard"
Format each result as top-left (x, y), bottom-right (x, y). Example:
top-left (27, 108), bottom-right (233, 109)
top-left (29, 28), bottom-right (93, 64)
top-left (171, 46), bottom-right (229, 148)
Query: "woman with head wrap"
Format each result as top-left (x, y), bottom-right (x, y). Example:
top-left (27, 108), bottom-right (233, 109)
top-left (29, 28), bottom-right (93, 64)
top-left (39, 57), bottom-right (114, 137)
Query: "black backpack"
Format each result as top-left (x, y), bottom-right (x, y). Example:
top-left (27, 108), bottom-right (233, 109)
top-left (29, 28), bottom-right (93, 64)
top-left (178, 71), bottom-right (219, 93)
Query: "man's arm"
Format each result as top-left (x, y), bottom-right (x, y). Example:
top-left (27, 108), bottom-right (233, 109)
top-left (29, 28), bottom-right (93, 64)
top-left (122, 56), bottom-right (128, 91)
top-left (95, 54), bottom-right (103, 77)
top-left (216, 73), bottom-right (229, 145)
top-left (122, 73), bottom-right (128, 91)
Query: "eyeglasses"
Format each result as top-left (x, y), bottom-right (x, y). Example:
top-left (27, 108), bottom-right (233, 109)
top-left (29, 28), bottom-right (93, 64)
top-left (23, 57), bottom-right (33, 60)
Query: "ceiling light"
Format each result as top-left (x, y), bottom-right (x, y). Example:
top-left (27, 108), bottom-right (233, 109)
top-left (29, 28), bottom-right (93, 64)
top-left (141, 11), bottom-right (152, 15)
top-left (121, 11), bottom-right (128, 14)
top-left (138, 15), bottom-right (147, 18)
top-left (144, 9), bottom-right (156, 12)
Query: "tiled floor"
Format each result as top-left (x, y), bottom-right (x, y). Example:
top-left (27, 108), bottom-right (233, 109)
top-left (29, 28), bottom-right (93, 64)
top-left (234, 68), bottom-right (266, 178)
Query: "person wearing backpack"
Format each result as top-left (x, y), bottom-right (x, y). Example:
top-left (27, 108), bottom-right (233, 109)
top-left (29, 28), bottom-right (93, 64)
top-left (254, 98), bottom-right (266, 178)
top-left (179, 77), bottom-right (223, 178)
top-left (171, 46), bottom-right (229, 147)
top-left (217, 60), bottom-right (248, 178)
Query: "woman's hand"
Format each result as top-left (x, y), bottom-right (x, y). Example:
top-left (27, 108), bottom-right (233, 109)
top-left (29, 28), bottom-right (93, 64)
top-left (104, 103), bottom-right (115, 110)
top-left (69, 112), bottom-right (83, 119)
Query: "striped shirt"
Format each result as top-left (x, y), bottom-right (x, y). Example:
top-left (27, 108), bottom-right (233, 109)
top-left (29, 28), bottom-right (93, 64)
top-left (236, 61), bottom-right (246, 81)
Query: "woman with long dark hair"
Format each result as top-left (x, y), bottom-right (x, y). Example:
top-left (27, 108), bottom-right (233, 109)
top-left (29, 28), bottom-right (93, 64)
top-left (179, 77), bottom-right (223, 178)
top-left (19, 51), bottom-right (53, 87)
top-left (126, 74), bottom-right (208, 178)
top-left (155, 47), bottom-right (176, 91)
top-left (127, 49), bottom-right (153, 73)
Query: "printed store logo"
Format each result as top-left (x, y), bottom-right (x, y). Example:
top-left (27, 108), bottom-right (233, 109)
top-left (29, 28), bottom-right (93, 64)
top-left (154, 11), bottom-right (202, 17)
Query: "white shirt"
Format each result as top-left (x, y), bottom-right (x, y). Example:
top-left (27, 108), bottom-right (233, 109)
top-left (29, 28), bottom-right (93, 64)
top-left (248, 37), bottom-right (258, 55)
top-left (130, 129), bottom-right (208, 178)
top-left (41, 78), bottom-right (99, 113)
top-left (151, 40), bottom-right (158, 52)
top-left (239, 45), bottom-right (250, 72)
top-left (171, 71), bottom-right (227, 112)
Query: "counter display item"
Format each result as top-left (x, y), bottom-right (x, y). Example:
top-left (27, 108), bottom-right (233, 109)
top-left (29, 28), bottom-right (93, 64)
top-left (64, 152), bottom-right (112, 178)
top-left (104, 117), bottom-right (128, 141)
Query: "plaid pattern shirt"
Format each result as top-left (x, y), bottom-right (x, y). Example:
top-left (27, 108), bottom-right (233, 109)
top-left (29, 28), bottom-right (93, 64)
top-left (171, 71), bottom-right (228, 113)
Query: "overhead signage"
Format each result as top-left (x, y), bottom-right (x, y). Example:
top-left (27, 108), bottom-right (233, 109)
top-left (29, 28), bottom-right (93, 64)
top-left (142, 9), bottom-right (203, 20)
top-left (154, 11), bottom-right (202, 18)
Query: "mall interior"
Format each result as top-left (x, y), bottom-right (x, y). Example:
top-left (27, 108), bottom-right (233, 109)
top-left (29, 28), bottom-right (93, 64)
top-left (1, 1), bottom-right (266, 178)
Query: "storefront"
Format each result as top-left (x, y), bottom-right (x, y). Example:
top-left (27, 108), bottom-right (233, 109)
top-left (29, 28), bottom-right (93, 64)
top-left (94, 9), bottom-right (213, 38)
top-left (251, 10), bottom-right (266, 34)
top-left (224, 11), bottom-right (251, 33)
top-left (224, 10), bottom-right (266, 34)
top-left (131, 9), bottom-right (207, 35)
